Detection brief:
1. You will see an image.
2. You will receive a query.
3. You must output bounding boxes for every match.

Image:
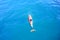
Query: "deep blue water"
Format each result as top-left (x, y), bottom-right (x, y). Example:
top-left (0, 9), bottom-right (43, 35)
top-left (0, 0), bottom-right (60, 40)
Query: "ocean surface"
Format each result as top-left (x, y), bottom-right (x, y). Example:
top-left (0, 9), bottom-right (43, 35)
top-left (0, 0), bottom-right (60, 40)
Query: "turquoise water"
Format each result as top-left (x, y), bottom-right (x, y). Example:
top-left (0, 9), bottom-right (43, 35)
top-left (0, 0), bottom-right (60, 40)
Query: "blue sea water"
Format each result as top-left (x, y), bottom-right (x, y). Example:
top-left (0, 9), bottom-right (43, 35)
top-left (0, 0), bottom-right (60, 40)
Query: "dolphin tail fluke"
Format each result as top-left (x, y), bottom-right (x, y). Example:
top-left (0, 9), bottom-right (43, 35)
top-left (30, 29), bottom-right (36, 32)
